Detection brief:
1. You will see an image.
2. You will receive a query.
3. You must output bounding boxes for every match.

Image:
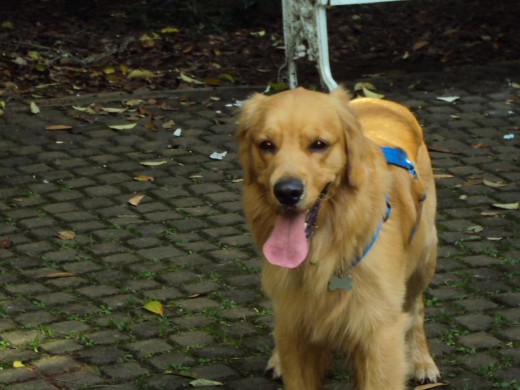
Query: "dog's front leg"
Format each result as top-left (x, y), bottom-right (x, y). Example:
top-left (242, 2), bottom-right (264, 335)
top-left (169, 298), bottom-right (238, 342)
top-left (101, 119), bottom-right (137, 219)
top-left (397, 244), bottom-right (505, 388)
top-left (351, 314), bottom-right (409, 390)
top-left (271, 321), bottom-right (330, 390)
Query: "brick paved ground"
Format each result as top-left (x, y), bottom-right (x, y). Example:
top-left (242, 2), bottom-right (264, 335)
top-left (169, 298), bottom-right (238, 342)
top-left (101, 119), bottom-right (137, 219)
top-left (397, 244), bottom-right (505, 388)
top-left (0, 62), bottom-right (519, 389)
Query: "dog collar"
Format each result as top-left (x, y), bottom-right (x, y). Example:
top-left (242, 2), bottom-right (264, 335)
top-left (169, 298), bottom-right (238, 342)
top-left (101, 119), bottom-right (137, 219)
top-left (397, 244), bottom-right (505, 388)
top-left (305, 183), bottom-right (331, 239)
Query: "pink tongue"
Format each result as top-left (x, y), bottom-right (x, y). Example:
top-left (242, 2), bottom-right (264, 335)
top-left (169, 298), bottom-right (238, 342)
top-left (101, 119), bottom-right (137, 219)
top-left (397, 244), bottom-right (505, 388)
top-left (263, 212), bottom-right (309, 268)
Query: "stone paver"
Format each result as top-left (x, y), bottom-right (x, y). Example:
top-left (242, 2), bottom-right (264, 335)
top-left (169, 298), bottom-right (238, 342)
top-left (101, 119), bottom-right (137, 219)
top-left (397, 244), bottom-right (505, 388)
top-left (0, 62), bottom-right (519, 389)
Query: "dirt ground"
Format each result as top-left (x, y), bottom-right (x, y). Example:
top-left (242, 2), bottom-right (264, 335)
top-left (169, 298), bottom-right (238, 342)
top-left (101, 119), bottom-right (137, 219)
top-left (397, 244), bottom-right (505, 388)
top-left (1, 0), bottom-right (520, 99)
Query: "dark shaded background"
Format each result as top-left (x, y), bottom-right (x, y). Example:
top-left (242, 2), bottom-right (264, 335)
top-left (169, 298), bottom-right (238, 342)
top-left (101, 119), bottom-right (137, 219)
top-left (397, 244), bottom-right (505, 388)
top-left (1, 0), bottom-right (519, 98)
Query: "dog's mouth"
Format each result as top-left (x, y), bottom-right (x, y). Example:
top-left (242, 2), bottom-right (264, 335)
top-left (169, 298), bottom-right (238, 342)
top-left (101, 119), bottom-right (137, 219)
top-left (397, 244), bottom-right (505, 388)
top-left (262, 184), bottom-right (330, 269)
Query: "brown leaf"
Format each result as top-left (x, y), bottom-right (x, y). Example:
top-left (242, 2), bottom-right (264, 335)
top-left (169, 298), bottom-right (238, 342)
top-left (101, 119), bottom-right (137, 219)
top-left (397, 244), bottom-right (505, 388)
top-left (162, 120), bottom-right (176, 129)
top-left (482, 179), bottom-right (507, 188)
top-left (414, 383), bottom-right (448, 390)
top-left (138, 106), bottom-right (152, 116)
top-left (481, 210), bottom-right (501, 216)
top-left (433, 174), bottom-right (454, 180)
top-left (464, 176), bottom-right (482, 186)
top-left (428, 144), bottom-right (460, 154)
top-left (0, 237), bottom-right (12, 249)
top-left (128, 194), bottom-right (145, 206)
top-left (39, 272), bottom-right (77, 279)
top-left (134, 175), bottom-right (154, 182)
top-left (146, 115), bottom-right (157, 131)
top-left (45, 124), bottom-right (73, 131)
top-left (57, 230), bottom-right (76, 240)
top-left (412, 40), bottom-right (429, 51)
top-left (492, 202), bottom-right (519, 210)
top-left (204, 78), bottom-right (222, 86)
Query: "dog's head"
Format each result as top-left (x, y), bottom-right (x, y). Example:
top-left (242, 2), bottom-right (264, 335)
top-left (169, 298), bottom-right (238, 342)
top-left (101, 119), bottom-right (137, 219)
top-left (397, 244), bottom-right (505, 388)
top-left (237, 87), bottom-right (368, 206)
top-left (237, 87), bottom-right (370, 268)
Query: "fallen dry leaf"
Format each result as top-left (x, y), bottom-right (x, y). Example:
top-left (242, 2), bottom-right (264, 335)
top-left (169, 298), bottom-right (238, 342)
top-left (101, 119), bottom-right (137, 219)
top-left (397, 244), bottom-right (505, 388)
top-left (143, 300), bottom-right (164, 317)
top-left (102, 107), bottom-right (127, 114)
top-left (219, 73), bottom-right (235, 83)
top-left (57, 230), bottom-right (76, 240)
top-left (1, 20), bottom-right (14, 30)
top-left (128, 194), bottom-right (145, 206)
top-left (134, 175), bottom-right (154, 182)
top-left (190, 378), bottom-right (223, 387)
top-left (39, 272), bottom-right (77, 279)
top-left (30, 101), bottom-right (40, 114)
top-left (178, 72), bottom-right (204, 84)
top-left (139, 160), bottom-right (168, 166)
top-left (436, 96), bottom-right (460, 103)
top-left (0, 237), bottom-right (12, 249)
top-left (481, 210), bottom-right (501, 216)
top-left (362, 87), bottom-right (385, 99)
top-left (464, 176), bottom-right (482, 186)
top-left (483, 179), bottom-right (507, 188)
top-left (465, 225), bottom-right (484, 234)
top-left (45, 124), bottom-right (73, 131)
top-left (414, 383), bottom-right (447, 390)
top-left (108, 123), bottom-right (137, 130)
top-left (161, 26), bottom-right (179, 33)
top-left (433, 174), bottom-right (454, 179)
top-left (72, 105), bottom-right (96, 115)
top-left (162, 119), bottom-right (176, 129)
top-left (124, 99), bottom-right (144, 107)
top-left (354, 82), bottom-right (376, 91)
top-left (492, 202), bottom-right (519, 210)
top-left (128, 69), bottom-right (155, 80)
top-left (412, 40), bottom-right (429, 51)
top-left (204, 77), bottom-right (221, 86)
top-left (428, 145), bottom-right (460, 154)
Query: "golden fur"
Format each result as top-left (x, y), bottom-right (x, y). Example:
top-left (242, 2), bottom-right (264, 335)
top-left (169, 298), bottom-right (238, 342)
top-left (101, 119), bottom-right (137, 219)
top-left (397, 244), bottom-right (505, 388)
top-left (237, 87), bottom-right (440, 389)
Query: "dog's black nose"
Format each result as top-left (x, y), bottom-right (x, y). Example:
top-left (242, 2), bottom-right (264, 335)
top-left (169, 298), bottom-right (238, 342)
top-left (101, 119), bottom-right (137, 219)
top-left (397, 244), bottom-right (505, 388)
top-left (274, 178), bottom-right (304, 206)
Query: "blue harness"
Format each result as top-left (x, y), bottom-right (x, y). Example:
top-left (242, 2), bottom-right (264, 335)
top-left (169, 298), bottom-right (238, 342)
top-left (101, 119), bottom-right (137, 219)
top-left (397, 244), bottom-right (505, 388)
top-left (381, 146), bottom-right (418, 178)
top-left (352, 146), bottom-right (423, 266)
top-left (328, 146), bottom-right (426, 292)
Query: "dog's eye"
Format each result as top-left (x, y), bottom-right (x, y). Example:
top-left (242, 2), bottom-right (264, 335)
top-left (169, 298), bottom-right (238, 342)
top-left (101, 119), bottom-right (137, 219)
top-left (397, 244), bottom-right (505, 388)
top-left (310, 139), bottom-right (329, 152)
top-left (259, 140), bottom-right (277, 153)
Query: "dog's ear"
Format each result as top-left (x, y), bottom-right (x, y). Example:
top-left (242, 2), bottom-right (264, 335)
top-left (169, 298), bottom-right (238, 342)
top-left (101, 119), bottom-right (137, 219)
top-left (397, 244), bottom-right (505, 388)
top-left (236, 93), bottom-right (268, 184)
top-left (331, 87), bottom-right (370, 189)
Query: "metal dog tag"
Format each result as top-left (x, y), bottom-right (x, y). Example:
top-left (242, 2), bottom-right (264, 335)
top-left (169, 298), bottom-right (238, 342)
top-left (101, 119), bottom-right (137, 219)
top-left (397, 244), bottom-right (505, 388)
top-left (328, 275), bottom-right (353, 291)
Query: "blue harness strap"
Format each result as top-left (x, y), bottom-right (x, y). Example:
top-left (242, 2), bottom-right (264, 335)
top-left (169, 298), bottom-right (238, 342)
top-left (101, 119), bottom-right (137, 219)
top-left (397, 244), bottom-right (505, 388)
top-left (331, 146), bottom-right (428, 290)
top-left (352, 195), bottom-right (391, 267)
top-left (381, 146), bottom-right (418, 178)
top-left (350, 147), bottom-right (424, 267)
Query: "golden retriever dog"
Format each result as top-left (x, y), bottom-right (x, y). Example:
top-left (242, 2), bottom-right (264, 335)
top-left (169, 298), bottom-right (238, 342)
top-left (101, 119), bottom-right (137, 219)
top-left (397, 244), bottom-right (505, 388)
top-left (236, 87), bottom-right (440, 389)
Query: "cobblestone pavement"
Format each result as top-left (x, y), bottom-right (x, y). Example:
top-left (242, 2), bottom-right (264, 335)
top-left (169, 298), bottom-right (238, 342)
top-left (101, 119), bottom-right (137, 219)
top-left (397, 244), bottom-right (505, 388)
top-left (0, 62), bottom-right (519, 390)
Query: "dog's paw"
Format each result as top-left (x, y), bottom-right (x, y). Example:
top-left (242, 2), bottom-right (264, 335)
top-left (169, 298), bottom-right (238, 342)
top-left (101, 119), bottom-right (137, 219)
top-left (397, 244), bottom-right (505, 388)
top-left (266, 349), bottom-right (282, 379)
top-left (413, 359), bottom-right (441, 384)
